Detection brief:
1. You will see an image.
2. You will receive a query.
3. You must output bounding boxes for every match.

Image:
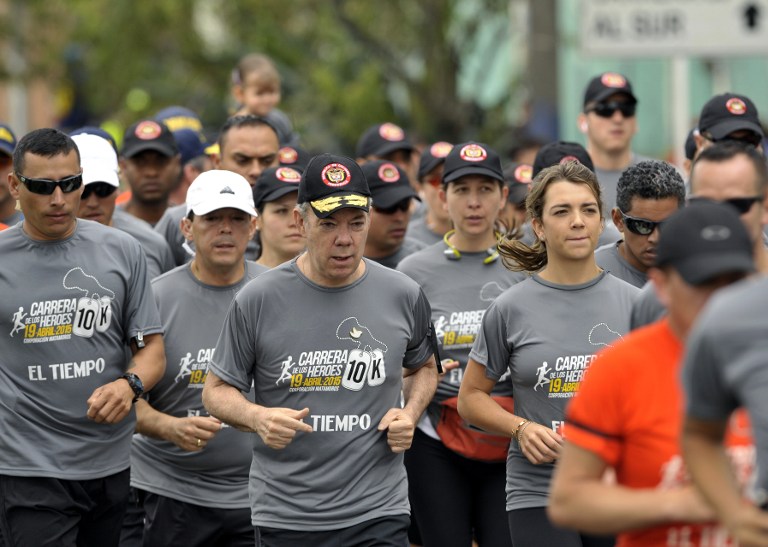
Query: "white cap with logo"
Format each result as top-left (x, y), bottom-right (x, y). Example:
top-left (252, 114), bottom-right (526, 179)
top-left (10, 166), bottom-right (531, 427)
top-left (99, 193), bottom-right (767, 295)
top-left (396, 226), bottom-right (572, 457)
top-left (185, 170), bottom-right (257, 217)
top-left (71, 133), bottom-right (120, 187)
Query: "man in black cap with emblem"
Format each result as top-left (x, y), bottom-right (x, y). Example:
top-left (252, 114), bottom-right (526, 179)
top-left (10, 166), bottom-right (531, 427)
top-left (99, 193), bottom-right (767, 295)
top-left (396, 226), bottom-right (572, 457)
top-left (693, 92), bottom-right (764, 156)
top-left (203, 153), bottom-right (438, 547)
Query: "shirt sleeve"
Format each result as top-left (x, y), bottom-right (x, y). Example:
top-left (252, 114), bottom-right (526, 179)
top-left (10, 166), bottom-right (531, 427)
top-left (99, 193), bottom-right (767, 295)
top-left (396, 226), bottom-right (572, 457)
top-left (123, 241), bottom-right (163, 340)
top-left (209, 297), bottom-right (257, 392)
top-left (468, 301), bottom-right (510, 381)
top-left (682, 321), bottom-right (738, 421)
top-left (564, 349), bottom-right (625, 467)
top-left (403, 287), bottom-right (434, 369)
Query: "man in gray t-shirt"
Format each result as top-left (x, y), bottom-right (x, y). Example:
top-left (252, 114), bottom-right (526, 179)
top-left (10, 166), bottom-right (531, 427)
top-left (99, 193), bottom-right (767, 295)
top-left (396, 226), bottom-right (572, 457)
top-left (203, 154), bottom-right (438, 544)
top-left (0, 129), bottom-right (165, 546)
top-left (131, 170), bottom-right (266, 546)
top-left (595, 160), bottom-right (684, 288)
top-left (72, 133), bottom-right (174, 279)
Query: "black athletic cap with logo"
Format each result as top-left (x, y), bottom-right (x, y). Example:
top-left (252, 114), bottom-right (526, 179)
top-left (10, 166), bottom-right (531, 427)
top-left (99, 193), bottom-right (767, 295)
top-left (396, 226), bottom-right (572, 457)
top-left (583, 72), bottom-right (637, 107)
top-left (278, 145), bottom-right (311, 170)
top-left (442, 142), bottom-right (504, 185)
top-left (532, 141), bottom-right (594, 178)
top-left (418, 141), bottom-right (454, 179)
top-left (655, 200), bottom-right (754, 286)
top-left (362, 160), bottom-right (419, 209)
top-left (698, 93), bottom-right (764, 141)
top-left (355, 123), bottom-right (414, 158)
top-left (253, 166), bottom-right (302, 209)
top-left (298, 154), bottom-right (371, 218)
top-left (122, 119), bottom-right (178, 158)
top-left (504, 162), bottom-right (533, 205)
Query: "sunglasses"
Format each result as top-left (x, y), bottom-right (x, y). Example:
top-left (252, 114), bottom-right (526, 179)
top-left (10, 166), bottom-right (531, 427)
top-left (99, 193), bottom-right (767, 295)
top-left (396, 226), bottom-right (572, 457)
top-left (81, 182), bottom-right (118, 200)
top-left (17, 172), bottom-right (83, 195)
top-left (688, 196), bottom-right (763, 215)
top-left (423, 176), bottom-right (442, 188)
top-left (586, 101), bottom-right (636, 119)
top-left (373, 199), bottom-right (411, 215)
top-left (619, 210), bottom-right (663, 236)
top-left (702, 131), bottom-right (763, 148)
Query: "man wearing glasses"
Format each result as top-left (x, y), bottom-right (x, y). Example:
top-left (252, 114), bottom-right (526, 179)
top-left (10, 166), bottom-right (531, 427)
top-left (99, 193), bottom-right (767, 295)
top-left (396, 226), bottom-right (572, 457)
top-left (362, 160), bottom-right (426, 268)
top-left (578, 72), bottom-right (650, 217)
top-left (73, 132), bottom-right (174, 280)
top-left (595, 160), bottom-right (685, 288)
top-left (630, 141), bottom-right (768, 329)
top-left (0, 128), bottom-right (166, 546)
top-left (406, 141), bottom-right (453, 245)
top-left (693, 92), bottom-right (764, 157)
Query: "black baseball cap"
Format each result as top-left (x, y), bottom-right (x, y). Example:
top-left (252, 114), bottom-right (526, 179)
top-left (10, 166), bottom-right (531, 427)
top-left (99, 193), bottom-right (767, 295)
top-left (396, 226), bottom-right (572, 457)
top-left (583, 72), bottom-right (637, 107)
top-left (442, 142), bottom-right (504, 185)
top-left (253, 166), bottom-right (302, 209)
top-left (698, 93), bottom-right (764, 141)
top-left (684, 128), bottom-right (697, 161)
top-left (655, 200), bottom-right (754, 285)
top-left (362, 160), bottom-right (419, 209)
top-left (532, 141), bottom-right (594, 178)
top-left (504, 162), bottom-right (533, 205)
top-left (418, 141), bottom-right (453, 179)
top-left (278, 145), bottom-right (311, 170)
top-left (298, 154), bottom-right (371, 218)
top-left (122, 120), bottom-right (178, 158)
top-left (355, 123), bottom-right (414, 159)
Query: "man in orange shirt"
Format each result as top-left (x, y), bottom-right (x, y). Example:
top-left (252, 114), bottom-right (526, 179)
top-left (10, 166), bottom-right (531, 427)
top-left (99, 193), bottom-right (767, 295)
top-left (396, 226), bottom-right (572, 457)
top-left (548, 201), bottom-right (756, 546)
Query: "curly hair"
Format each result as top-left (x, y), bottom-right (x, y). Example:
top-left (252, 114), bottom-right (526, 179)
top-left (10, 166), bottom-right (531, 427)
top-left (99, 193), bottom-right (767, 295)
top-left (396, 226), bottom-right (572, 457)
top-left (615, 160), bottom-right (685, 213)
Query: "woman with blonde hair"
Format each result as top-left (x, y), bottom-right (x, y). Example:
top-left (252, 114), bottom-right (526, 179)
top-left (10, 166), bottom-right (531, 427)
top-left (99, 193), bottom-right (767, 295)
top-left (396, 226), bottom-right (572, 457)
top-left (458, 161), bottom-right (639, 546)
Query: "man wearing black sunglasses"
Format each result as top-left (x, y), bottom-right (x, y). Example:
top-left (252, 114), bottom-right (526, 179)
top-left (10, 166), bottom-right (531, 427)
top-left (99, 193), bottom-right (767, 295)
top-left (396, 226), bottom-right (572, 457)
top-left (579, 72), bottom-right (651, 219)
top-left (1, 128), bottom-right (166, 546)
top-left (693, 93), bottom-right (764, 158)
top-left (630, 141), bottom-right (768, 330)
top-left (73, 132), bottom-right (174, 280)
top-left (596, 160), bottom-right (685, 288)
top-left (362, 160), bottom-right (426, 268)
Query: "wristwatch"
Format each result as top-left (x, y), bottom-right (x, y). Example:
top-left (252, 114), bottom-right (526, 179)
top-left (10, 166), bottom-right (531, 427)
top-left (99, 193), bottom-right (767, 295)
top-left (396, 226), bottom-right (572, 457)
top-left (119, 372), bottom-right (144, 403)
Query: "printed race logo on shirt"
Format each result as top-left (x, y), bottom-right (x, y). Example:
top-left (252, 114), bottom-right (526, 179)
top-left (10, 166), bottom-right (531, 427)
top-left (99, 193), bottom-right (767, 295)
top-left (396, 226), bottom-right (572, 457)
top-left (10, 267), bottom-right (114, 345)
top-left (174, 347), bottom-right (215, 388)
top-left (275, 317), bottom-right (388, 394)
top-left (535, 323), bottom-right (622, 399)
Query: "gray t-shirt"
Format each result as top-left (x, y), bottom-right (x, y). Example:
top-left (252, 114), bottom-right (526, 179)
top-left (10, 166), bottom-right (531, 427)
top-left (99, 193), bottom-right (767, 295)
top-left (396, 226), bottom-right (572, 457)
top-left (398, 241), bottom-right (524, 404)
top-left (595, 240), bottom-right (646, 288)
top-left (210, 258), bottom-right (434, 530)
top-left (683, 276), bottom-right (768, 503)
top-left (369, 237), bottom-right (427, 269)
top-left (112, 208), bottom-right (174, 280)
top-left (630, 281), bottom-right (665, 330)
top-left (595, 153), bottom-right (651, 218)
top-left (405, 216), bottom-right (444, 246)
top-left (155, 204), bottom-right (260, 266)
top-left (0, 220), bottom-right (163, 479)
top-left (131, 261), bottom-right (267, 508)
top-left (469, 272), bottom-right (638, 511)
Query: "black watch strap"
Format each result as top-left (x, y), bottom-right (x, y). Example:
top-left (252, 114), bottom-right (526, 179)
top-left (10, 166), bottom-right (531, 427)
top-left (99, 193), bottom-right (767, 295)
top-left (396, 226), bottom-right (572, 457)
top-left (119, 372), bottom-right (144, 403)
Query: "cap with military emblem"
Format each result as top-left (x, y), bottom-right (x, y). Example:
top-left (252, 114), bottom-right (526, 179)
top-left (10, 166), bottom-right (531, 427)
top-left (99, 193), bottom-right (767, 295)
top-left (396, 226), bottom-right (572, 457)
top-left (253, 166), bottom-right (302, 209)
top-left (362, 160), bottom-right (418, 209)
top-left (583, 72), bottom-right (637, 107)
top-left (698, 92), bottom-right (764, 141)
top-left (532, 141), bottom-right (594, 178)
top-left (298, 154), bottom-right (371, 218)
top-left (122, 119), bottom-right (178, 158)
top-left (418, 141), bottom-right (453, 179)
top-left (186, 170), bottom-right (257, 217)
top-left (504, 162), bottom-right (533, 205)
top-left (356, 123), bottom-right (414, 159)
top-left (442, 142), bottom-right (504, 184)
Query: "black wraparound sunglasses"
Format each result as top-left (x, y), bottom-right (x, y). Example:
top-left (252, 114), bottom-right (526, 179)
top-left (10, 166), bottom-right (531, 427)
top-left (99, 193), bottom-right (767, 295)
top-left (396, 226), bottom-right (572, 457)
top-left (81, 182), bottom-right (118, 200)
top-left (16, 172), bottom-right (83, 195)
top-left (586, 101), bottom-right (636, 119)
top-left (688, 196), bottom-right (763, 215)
top-left (619, 210), bottom-right (664, 236)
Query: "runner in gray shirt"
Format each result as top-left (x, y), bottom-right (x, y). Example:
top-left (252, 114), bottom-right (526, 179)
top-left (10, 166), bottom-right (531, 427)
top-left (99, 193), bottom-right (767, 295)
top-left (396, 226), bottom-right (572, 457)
top-left (0, 128), bottom-right (165, 546)
top-left (131, 170), bottom-right (266, 546)
top-left (682, 276), bottom-right (768, 544)
top-left (155, 115), bottom-right (280, 265)
top-left (398, 142), bottom-right (519, 547)
top-left (458, 161), bottom-right (638, 547)
top-left (73, 132), bottom-right (174, 280)
top-left (203, 154), bottom-right (438, 546)
top-left (406, 141), bottom-right (453, 245)
top-left (594, 160), bottom-right (684, 288)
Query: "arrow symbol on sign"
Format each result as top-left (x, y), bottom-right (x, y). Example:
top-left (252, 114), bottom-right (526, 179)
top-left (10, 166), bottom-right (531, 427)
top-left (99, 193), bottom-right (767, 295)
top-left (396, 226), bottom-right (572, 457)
top-left (744, 3), bottom-right (760, 30)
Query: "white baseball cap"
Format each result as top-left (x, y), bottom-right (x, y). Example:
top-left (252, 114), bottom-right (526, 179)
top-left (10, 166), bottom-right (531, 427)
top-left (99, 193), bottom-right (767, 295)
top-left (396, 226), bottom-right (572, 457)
top-left (185, 170), bottom-right (257, 217)
top-left (71, 133), bottom-right (119, 187)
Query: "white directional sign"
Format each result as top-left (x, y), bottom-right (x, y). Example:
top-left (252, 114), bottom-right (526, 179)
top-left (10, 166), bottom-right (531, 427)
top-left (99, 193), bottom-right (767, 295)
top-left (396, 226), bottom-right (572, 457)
top-left (581, 0), bottom-right (768, 56)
